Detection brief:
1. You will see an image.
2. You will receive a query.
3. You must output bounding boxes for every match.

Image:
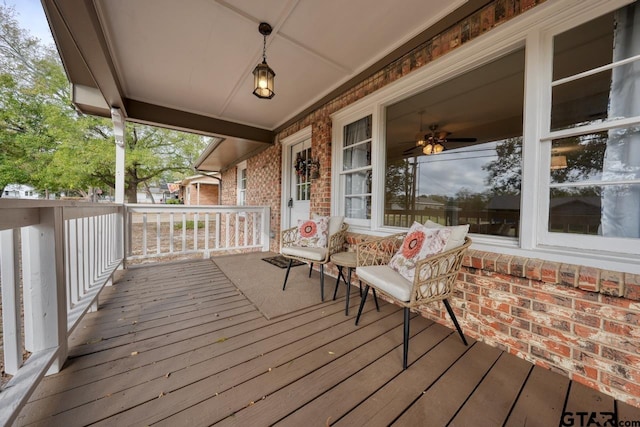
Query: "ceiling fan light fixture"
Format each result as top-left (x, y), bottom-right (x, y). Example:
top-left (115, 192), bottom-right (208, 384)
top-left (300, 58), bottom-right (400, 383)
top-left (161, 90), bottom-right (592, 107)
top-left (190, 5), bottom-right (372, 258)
top-left (433, 142), bottom-right (445, 153)
top-left (550, 154), bottom-right (567, 170)
top-left (252, 22), bottom-right (275, 99)
top-left (422, 143), bottom-right (433, 155)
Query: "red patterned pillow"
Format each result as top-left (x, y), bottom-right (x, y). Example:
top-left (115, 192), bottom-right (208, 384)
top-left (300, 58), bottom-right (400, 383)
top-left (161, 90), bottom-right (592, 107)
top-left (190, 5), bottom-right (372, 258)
top-left (296, 217), bottom-right (329, 248)
top-left (389, 222), bottom-right (451, 282)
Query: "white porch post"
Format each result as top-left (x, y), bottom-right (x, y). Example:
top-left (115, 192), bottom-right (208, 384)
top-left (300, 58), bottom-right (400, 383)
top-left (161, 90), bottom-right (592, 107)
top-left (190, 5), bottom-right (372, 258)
top-left (22, 207), bottom-right (67, 374)
top-left (112, 108), bottom-right (126, 204)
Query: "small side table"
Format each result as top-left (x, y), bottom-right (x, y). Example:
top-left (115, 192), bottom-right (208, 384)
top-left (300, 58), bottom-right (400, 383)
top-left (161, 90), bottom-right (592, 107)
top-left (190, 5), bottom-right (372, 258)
top-left (330, 251), bottom-right (361, 315)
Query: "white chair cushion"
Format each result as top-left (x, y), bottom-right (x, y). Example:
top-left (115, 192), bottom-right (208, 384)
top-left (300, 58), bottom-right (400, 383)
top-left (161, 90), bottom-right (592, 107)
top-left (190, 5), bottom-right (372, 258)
top-left (282, 245), bottom-right (328, 262)
top-left (423, 220), bottom-right (469, 251)
top-left (328, 215), bottom-right (344, 236)
top-left (314, 214), bottom-right (344, 236)
top-left (356, 265), bottom-right (412, 302)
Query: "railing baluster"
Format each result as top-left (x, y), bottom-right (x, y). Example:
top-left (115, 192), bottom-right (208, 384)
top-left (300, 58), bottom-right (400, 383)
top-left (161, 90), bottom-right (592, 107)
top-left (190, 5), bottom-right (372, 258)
top-left (193, 212), bottom-right (198, 251)
top-left (204, 213), bottom-right (210, 257)
top-left (142, 213), bottom-right (148, 257)
top-left (68, 219), bottom-right (78, 307)
top-left (235, 213), bottom-right (240, 247)
top-left (216, 212), bottom-right (221, 249)
top-left (225, 213), bottom-right (230, 249)
top-left (156, 213), bottom-right (161, 255)
top-left (252, 212), bottom-right (258, 246)
top-left (169, 212), bottom-right (174, 254)
top-left (243, 211), bottom-right (248, 247)
top-left (181, 212), bottom-right (187, 253)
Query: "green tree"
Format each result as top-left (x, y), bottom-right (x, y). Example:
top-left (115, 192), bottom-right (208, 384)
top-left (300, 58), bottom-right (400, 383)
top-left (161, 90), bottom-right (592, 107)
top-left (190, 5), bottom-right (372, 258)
top-left (483, 137), bottom-right (523, 195)
top-left (385, 157), bottom-right (417, 209)
top-left (0, 5), bottom-right (208, 201)
top-left (0, 5), bottom-right (63, 194)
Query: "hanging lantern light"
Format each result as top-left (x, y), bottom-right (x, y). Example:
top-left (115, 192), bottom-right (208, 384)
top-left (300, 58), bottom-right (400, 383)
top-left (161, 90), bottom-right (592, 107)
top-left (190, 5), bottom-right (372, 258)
top-left (252, 22), bottom-right (275, 99)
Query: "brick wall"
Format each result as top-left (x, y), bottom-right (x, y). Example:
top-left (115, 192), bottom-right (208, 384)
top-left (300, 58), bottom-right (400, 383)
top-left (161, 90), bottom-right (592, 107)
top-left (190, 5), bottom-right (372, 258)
top-left (186, 183), bottom-right (218, 205)
top-left (221, 169), bottom-right (236, 205)
top-left (225, 0), bottom-right (640, 407)
top-left (343, 231), bottom-right (640, 406)
top-left (457, 251), bottom-right (640, 407)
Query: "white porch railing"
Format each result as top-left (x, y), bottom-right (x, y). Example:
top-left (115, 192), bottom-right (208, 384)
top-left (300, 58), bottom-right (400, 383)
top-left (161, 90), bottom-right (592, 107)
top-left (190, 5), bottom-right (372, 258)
top-left (0, 200), bottom-right (124, 427)
top-left (125, 204), bottom-right (271, 262)
top-left (0, 202), bottom-right (269, 426)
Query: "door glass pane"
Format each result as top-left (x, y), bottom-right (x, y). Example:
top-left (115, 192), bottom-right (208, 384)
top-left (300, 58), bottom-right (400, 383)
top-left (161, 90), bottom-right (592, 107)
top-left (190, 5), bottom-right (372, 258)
top-left (295, 147), bottom-right (311, 201)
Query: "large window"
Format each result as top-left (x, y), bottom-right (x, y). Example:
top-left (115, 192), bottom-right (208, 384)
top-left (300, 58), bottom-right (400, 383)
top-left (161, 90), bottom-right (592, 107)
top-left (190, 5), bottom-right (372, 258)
top-left (546, 4), bottom-right (640, 241)
top-left (332, 0), bottom-right (640, 268)
top-left (384, 49), bottom-right (525, 237)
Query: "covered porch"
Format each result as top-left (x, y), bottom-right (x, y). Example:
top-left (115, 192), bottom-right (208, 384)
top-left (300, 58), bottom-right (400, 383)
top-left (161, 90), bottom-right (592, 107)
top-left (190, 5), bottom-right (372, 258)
top-left (14, 255), bottom-right (640, 426)
top-left (2, 0), bottom-right (640, 424)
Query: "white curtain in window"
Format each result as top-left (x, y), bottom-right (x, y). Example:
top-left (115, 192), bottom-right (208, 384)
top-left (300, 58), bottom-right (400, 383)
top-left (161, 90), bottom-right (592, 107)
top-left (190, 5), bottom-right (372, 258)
top-left (345, 117), bottom-right (370, 147)
top-left (602, 3), bottom-right (640, 238)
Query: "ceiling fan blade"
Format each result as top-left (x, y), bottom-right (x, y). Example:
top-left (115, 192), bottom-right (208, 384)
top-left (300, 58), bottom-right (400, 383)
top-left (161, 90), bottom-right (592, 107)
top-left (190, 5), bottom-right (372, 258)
top-left (402, 145), bottom-right (421, 155)
top-left (446, 137), bottom-right (477, 142)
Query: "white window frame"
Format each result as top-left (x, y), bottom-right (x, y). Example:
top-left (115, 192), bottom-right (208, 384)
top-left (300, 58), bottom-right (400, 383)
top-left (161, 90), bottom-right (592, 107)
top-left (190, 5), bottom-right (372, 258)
top-left (535, 7), bottom-right (640, 256)
top-left (331, 0), bottom-right (640, 274)
top-left (332, 111), bottom-right (378, 228)
top-left (237, 161), bottom-right (247, 206)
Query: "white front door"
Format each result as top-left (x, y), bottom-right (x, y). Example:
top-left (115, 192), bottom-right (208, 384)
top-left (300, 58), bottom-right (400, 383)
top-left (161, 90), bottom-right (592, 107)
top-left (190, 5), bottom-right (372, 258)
top-left (288, 139), bottom-right (312, 228)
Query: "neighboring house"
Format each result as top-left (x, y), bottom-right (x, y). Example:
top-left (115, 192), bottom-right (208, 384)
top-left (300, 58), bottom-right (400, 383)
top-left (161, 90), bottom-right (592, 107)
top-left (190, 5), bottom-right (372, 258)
top-left (2, 184), bottom-right (40, 199)
top-left (136, 184), bottom-right (169, 204)
top-left (176, 174), bottom-right (220, 205)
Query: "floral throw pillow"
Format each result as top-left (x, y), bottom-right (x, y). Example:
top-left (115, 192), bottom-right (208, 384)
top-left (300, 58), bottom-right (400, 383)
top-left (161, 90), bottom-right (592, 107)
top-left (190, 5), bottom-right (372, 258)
top-left (296, 217), bottom-right (329, 248)
top-left (388, 222), bottom-right (451, 282)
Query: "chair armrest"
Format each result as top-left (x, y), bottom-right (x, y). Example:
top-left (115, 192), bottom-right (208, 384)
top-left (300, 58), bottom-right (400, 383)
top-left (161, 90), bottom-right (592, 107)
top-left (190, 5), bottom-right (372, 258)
top-left (409, 237), bottom-right (472, 305)
top-left (356, 233), bottom-right (405, 267)
top-left (281, 226), bottom-right (298, 249)
top-left (327, 222), bottom-right (349, 256)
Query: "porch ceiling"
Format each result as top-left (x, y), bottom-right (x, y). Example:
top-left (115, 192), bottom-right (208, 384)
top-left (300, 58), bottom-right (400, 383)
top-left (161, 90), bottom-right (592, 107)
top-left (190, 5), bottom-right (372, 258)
top-left (42, 0), bottom-right (491, 171)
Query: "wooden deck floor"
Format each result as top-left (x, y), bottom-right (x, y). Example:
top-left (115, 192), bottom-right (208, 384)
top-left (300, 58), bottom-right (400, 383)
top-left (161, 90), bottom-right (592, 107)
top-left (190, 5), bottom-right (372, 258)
top-left (15, 258), bottom-right (640, 426)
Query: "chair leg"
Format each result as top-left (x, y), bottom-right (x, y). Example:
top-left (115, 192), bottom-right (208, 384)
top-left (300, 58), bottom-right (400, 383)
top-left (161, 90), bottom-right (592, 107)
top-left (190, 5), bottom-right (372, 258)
top-left (309, 263), bottom-right (313, 278)
top-left (403, 307), bottom-right (410, 370)
top-left (345, 267), bottom-right (352, 316)
top-left (355, 285), bottom-right (370, 326)
top-left (333, 266), bottom-right (344, 301)
top-left (320, 264), bottom-right (325, 302)
top-left (443, 299), bottom-right (468, 346)
top-left (373, 289), bottom-right (380, 311)
top-left (282, 259), bottom-right (293, 291)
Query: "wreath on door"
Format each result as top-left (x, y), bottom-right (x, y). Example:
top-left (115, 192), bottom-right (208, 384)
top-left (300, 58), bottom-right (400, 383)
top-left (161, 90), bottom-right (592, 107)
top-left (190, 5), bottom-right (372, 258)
top-left (295, 154), bottom-right (307, 176)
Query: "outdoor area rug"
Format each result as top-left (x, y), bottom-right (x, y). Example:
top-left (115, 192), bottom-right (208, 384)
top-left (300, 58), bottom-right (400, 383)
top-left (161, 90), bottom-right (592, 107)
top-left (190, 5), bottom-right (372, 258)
top-left (262, 255), bottom-right (305, 269)
top-left (212, 251), bottom-right (354, 319)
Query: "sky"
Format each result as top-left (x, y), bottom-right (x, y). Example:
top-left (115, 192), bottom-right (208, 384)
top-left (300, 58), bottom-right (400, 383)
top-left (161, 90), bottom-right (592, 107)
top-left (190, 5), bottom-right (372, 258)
top-left (3, 0), bottom-right (54, 45)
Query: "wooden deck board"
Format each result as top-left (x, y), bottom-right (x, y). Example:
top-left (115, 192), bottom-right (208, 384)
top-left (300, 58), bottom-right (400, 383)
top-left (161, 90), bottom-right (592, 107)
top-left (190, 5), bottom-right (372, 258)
top-left (211, 318), bottom-right (435, 427)
top-left (334, 331), bottom-right (471, 427)
top-left (448, 352), bottom-right (533, 427)
top-left (505, 365), bottom-right (570, 427)
top-left (275, 320), bottom-right (448, 427)
top-left (15, 258), bottom-right (638, 427)
top-left (393, 342), bottom-right (503, 426)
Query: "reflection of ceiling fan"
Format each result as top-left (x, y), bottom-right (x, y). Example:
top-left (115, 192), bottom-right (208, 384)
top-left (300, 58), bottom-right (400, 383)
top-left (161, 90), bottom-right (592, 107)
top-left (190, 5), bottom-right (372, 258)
top-left (404, 124), bottom-right (477, 156)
